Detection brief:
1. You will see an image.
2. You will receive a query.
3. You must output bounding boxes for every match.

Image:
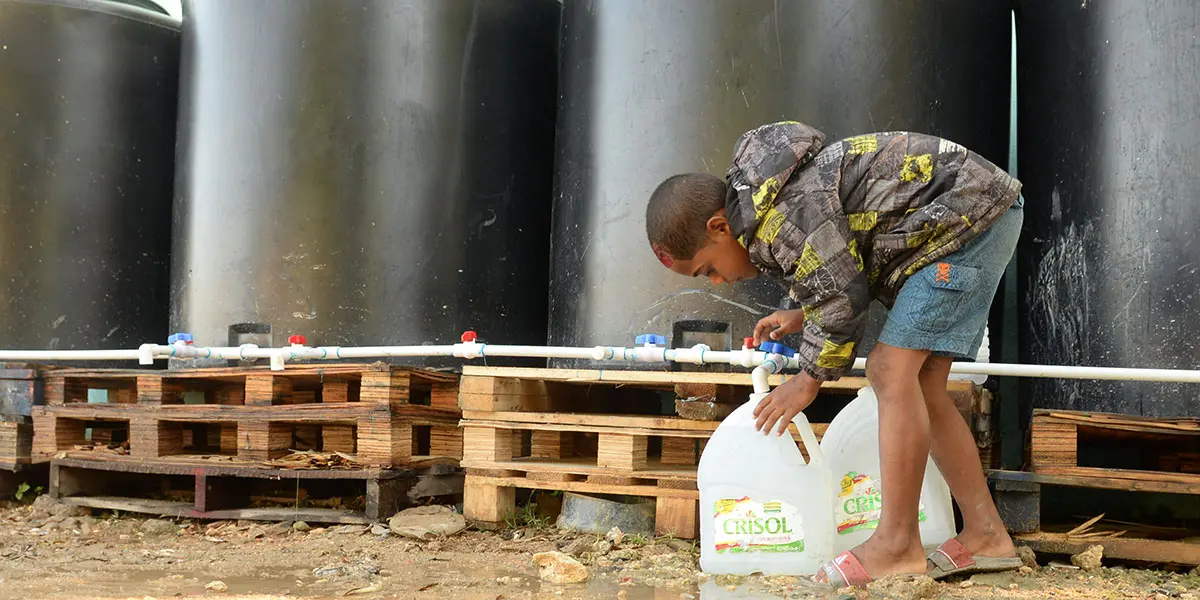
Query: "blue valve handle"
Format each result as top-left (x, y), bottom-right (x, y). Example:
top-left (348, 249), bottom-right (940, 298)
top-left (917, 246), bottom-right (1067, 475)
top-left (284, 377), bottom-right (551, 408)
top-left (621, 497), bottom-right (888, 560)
top-left (759, 341), bottom-right (795, 358)
top-left (167, 332), bottom-right (193, 344)
top-left (635, 334), bottom-right (667, 346)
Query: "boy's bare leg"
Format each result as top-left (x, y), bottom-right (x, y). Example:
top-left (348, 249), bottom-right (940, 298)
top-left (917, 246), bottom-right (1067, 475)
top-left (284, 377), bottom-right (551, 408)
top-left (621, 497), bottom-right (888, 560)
top-left (819, 342), bottom-right (931, 579)
top-left (919, 356), bottom-right (1015, 559)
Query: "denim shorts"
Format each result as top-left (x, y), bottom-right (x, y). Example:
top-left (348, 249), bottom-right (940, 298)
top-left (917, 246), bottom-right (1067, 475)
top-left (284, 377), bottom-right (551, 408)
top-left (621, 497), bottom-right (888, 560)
top-left (877, 197), bottom-right (1024, 359)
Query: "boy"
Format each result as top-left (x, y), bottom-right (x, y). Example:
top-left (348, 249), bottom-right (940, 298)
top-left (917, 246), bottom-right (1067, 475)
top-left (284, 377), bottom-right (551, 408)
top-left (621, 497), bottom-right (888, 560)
top-left (645, 122), bottom-right (1023, 585)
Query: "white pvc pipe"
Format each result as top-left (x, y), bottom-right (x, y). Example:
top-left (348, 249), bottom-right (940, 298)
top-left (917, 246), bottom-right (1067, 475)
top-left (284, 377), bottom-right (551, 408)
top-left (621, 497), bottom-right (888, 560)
top-left (4, 340), bottom-right (1200, 384)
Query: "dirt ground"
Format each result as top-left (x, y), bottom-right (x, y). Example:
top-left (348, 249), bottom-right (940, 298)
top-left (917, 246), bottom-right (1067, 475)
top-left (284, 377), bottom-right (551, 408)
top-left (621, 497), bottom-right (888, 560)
top-left (0, 497), bottom-right (1196, 600)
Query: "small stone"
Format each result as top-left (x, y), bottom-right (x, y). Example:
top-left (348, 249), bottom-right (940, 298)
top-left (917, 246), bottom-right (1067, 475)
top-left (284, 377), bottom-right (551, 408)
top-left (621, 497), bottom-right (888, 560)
top-left (667, 539), bottom-right (694, 553)
top-left (204, 580), bottom-right (228, 593)
top-left (591, 540), bottom-right (613, 555)
top-left (533, 551), bottom-right (589, 584)
top-left (79, 520), bottom-right (92, 536)
top-left (959, 580), bottom-right (974, 588)
top-left (1016, 545), bottom-right (1038, 568)
top-left (1009, 584), bottom-right (1019, 590)
top-left (1152, 594), bottom-right (1169, 600)
top-left (140, 519), bottom-right (178, 536)
top-left (866, 575), bottom-right (937, 600)
top-left (370, 524), bottom-right (390, 536)
top-left (309, 527), bottom-right (326, 535)
top-left (606, 526), bottom-right (625, 546)
top-left (1070, 544), bottom-right (1104, 571)
top-left (608, 548), bottom-right (639, 561)
top-left (388, 505), bottom-right (466, 540)
top-left (562, 537), bottom-right (591, 557)
top-left (1019, 566), bottom-right (1033, 575)
top-left (617, 591), bottom-right (628, 600)
top-left (330, 525), bottom-right (368, 535)
top-left (1179, 593), bottom-right (1198, 600)
top-left (425, 541), bottom-right (442, 552)
top-left (264, 522), bottom-right (292, 536)
top-left (292, 521), bottom-right (310, 532)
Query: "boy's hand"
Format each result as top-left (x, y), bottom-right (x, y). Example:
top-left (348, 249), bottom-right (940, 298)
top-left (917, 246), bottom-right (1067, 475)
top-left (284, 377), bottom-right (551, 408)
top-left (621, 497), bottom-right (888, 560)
top-left (752, 373), bottom-right (822, 436)
top-left (753, 309), bottom-right (805, 346)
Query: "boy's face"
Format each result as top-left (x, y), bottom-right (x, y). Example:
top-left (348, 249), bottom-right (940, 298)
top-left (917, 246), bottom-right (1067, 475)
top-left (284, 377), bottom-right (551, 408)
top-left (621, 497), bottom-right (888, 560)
top-left (659, 213), bottom-right (759, 286)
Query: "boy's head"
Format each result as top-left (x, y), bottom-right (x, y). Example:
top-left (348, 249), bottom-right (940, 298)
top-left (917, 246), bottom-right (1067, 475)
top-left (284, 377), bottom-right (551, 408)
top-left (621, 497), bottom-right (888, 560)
top-left (645, 173), bottom-right (758, 285)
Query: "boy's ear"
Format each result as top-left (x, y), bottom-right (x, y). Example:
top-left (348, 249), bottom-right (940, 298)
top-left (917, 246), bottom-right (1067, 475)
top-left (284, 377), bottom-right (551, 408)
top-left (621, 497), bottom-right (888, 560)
top-left (705, 210), bottom-right (731, 237)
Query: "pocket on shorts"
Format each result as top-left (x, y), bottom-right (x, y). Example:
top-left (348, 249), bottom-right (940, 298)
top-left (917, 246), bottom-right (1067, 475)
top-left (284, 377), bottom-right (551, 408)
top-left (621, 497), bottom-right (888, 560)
top-left (906, 262), bottom-right (981, 334)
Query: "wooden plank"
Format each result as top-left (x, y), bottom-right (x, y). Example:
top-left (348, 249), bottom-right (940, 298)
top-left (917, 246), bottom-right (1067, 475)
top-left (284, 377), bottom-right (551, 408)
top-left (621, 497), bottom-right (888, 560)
top-left (462, 426), bottom-right (513, 463)
top-left (464, 411), bottom-right (723, 432)
top-left (1034, 466), bottom-right (1200, 492)
top-left (465, 474), bottom-right (699, 500)
top-left (238, 421), bottom-right (291, 461)
top-left (464, 478), bottom-right (515, 523)
top-left (990, 468), bottom-right (1200, 496)
top-left (356, 417), bottom-right (412, 466)
top-left (661, 437), bottom-right (699, 466)
top-left (458, 376), bottom-right (552, 412)
top-left (429, 426), bottom-right (463, 460)
top-left (597, 433), bottom-right (647, 470)
top-left (42, 402), bottom-right (460, 425)
top-left (137, 375), bottom-right (183, 405)
top-left (461, 414), bottom-right (827, 442)
top-left (529, 430), bottom-right (572, 460)
top-left (655, 497), bottom-right (699, 538)
top-left (1030, 417), bottom-right (1077, 471)
top-left (430, 382), bottom-right (459, 409)
top-left (130, 418), bottom-right (183, 458)
top-left (1015, 531), bottom-right (1200, 566)
top-left (360, 371), bottom-right (410, 410)
top-left (51, 457), bottom-right (402, 480)
top-left (58, 496), bottom-right (372, 524)
top-left (460, 457), bottom-right (697, 481)
top-left (322, 425), bottom-right (356, 453)
top-left (322, 380), bottom-right (351, 403)
top-left (461, 366), bottom-right (975, 393)
top-left (526, 471), bottom-right (585, 483)
top-left (245, 374), bottom-right (293, 406)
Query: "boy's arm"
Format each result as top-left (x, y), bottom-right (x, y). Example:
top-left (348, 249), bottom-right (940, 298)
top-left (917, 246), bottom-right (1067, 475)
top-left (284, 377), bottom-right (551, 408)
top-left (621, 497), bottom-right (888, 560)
top-left (769, 195), bottom-right (870, 381)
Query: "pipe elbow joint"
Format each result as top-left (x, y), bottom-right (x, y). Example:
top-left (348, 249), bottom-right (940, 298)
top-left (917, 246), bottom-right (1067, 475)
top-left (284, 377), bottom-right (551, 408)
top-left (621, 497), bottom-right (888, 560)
top-left (137, 344), bottom-right (157, 365)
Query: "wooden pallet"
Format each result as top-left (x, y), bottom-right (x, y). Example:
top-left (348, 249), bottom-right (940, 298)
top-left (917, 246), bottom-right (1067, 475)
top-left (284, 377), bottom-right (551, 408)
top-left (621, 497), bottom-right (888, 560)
top-left (50, 456), bottom-right (462, 523)
top-left (990, 469), bottom-right (1200, 565)
top-left (32, 363), bottom-right (462, 467)
top-left (465, 471), bottom-right (701, 539)
top-left (1029, 409), bottom-right (1200, 491)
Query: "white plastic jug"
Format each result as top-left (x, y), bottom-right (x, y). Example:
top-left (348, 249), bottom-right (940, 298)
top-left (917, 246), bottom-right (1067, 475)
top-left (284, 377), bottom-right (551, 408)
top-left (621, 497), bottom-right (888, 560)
top-left (820, 387), bottom-right (956, 554)
top-left (698, 395), bottom-right (835, 575)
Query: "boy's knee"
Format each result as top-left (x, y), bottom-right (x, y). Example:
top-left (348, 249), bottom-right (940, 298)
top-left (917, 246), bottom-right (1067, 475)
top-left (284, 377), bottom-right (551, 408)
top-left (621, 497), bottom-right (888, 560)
top-left (865, 345), bottom-right (925, 396)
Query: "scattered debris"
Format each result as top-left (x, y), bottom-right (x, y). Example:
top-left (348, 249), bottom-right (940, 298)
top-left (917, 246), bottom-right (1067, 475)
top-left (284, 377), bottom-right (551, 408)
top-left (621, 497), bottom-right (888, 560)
top-left (267, 450), bottom-right (361, 470)
top-left (369, 524), bottom-right (390, 537)
top-left (139, 519), bottom-right (178, 536)
top-left (204, 580), bottom-right (228, 593)
top-left (1070, 544), bottom-right (1104, 571)
top-left (1019, 566), bottom-right (1034, 575)
top-left (330, 525), bottom-right (369, 535)
top-left (533, 551), bottom-right (589, 584)
top-left (264, 521), bottom-right (293, 537)
top-left (866, 575), bottom-right (937, 600)
top-left (608, 548), bottom-right (639, 561)
top-left (387, 506), bottom-right (466, 540)
top-left (590, 540), bottom-right (613, 556)
top-left (342, 582), bottom-right (383, 596)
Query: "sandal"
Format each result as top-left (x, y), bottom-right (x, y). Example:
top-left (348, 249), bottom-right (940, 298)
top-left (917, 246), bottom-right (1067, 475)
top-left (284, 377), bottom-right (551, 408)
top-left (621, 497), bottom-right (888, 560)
top-left (926, 539), bottom-right (1023, 580)
top-left (815, 550), bottom-right (874, 587)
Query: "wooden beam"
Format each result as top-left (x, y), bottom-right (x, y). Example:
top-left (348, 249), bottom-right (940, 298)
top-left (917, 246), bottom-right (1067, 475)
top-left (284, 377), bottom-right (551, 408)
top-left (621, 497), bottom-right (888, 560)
top-left (462, 426), bottom-right (513, 464)
top-left (597, 433), bottom-right (647, 471)
top-left (245, 375), bottom-right (292, 406)
top-left (1015, 531), bottom-right (1200, 566)
top-left (464, 478), bottom-right (515, 523)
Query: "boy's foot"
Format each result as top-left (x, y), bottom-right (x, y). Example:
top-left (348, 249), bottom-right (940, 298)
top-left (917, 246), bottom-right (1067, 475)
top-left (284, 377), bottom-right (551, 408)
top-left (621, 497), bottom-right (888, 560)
top-left (813, 535), bottom-right (928, 586)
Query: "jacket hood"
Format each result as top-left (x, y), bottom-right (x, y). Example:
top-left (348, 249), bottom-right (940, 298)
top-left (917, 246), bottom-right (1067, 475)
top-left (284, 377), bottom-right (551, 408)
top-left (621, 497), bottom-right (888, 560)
top-left (725, 121), bottom-right (826, 243)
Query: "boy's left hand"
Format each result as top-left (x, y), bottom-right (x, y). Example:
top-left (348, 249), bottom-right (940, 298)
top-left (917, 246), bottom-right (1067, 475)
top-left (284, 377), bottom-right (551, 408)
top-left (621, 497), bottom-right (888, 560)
top-left (753, 373), bottom-right (823, 436)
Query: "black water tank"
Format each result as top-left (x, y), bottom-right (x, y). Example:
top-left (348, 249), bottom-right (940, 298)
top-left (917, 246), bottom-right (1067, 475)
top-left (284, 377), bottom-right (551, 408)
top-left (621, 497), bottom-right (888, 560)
top-left (548, 0), bottom-right (1011, 364)
top-left (0, 0), bottom-right (179, 351)
top-left (1017, 1), bottom-right (1200, 417)
top-left (171, 0), bottom-right (559, 356)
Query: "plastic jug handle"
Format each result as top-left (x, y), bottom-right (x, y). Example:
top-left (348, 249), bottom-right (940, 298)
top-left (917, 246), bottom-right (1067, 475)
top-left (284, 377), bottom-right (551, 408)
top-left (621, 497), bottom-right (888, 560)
top-left (792, 411), bottom-right (824, 465)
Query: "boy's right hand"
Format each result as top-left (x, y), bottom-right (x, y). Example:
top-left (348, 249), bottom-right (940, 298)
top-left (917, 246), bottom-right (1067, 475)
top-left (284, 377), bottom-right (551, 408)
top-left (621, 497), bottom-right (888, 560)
top-left (753, 309), bottom-right (805, 346)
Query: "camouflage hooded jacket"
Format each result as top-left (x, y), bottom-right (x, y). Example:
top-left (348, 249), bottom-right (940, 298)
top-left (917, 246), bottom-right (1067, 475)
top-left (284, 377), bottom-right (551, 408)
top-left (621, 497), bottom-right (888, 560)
top-left (725, 122), bottom-right (1021, 381)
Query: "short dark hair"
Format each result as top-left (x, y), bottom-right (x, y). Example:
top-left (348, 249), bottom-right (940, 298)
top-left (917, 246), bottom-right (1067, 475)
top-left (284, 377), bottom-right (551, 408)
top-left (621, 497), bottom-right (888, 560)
top-left (645, 173), bottom-right (727, 260)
